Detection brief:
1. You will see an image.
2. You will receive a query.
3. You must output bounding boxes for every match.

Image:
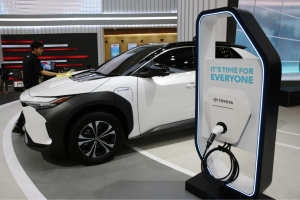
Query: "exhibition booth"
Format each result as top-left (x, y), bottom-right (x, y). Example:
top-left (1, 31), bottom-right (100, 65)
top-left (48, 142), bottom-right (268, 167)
top-left (0, 0), bottom-right (299, 199)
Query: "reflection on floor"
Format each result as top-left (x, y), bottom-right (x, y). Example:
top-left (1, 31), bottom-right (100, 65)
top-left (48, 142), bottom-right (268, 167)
top-left (129, 106), bottom-right (300, 199)
top-left (12, 133), bottom-right (197, 199)
top-left (1, 101), bottom-right (300, 199)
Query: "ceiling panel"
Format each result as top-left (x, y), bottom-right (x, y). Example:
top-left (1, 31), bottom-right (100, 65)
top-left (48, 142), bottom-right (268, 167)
top-left (0, 0), bottom-right (102, 15)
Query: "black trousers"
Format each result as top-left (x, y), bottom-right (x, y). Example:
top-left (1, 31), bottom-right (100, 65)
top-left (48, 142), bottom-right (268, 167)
top-left (0, 79), bottom-right (9, 92)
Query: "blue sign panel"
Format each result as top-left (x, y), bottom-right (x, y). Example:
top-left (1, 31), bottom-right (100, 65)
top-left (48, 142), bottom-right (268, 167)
top-left (111, 44), bottom-right (120, 58)
top-left (128, 43), bottom-right (137, 50)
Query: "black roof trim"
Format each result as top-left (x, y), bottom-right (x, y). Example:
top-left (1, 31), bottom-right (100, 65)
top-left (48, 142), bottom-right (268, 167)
top-left (163, 41), bottom-right (247, 49)
top-left (216, 42), bottom-right (247, 49)
top-left (163, 41), bottom-right (195, 48)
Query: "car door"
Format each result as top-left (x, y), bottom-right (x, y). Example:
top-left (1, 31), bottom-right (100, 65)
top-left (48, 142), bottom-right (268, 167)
top-left (137, 47), bottom-right (196, 134)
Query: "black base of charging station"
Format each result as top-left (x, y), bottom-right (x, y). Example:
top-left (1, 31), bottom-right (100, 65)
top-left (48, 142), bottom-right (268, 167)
top-left (186, 173), bottom-right (274, 199)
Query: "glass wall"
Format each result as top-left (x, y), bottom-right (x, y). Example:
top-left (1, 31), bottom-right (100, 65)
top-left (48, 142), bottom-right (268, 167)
top-left (237, 0), bottom-right (300, 74)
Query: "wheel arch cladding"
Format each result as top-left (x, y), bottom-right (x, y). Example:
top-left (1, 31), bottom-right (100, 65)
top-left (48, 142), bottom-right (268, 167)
top-left (64, 92), bottom-right (134, 145)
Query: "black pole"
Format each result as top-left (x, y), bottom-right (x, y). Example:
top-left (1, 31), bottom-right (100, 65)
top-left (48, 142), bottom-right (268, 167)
top-left (226, 0), bottom-right (239, 43)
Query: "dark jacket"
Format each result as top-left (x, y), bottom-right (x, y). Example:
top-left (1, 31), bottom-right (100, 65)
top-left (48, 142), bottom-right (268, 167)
top-left (0, 68), bottom-right (8, 80)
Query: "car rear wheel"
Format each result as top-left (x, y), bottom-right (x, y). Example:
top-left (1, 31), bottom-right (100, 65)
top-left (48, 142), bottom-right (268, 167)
top-left (68, 112), bottom-right (124, 165)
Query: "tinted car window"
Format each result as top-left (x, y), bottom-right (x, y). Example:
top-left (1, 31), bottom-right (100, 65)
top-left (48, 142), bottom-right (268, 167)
top-left (97, 46), bottom-right (161, 75)
top-left (215, 47), bottom-right (242, 58)
top-left (227, 48), bottom-right (243, 58)
top-left (152, 47), bottom-right (194, 73)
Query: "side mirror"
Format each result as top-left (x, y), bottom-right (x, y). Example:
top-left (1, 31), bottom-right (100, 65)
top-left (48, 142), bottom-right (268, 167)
top-left (139, 65), bottom-right (170, 78)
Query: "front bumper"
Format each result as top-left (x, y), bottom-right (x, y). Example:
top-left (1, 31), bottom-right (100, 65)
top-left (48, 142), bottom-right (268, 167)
top-left (24, 129), bottom-right (49, 152)
top-left (22, 105), bottom-right (52, 145)
top-left (21, 100), bottom-right (75, 156)
top-left (21, 91), bottom-right (134, 156)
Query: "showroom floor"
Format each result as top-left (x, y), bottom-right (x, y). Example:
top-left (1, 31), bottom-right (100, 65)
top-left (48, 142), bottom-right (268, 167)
top-left (0, 95), bottom-right (300, 199)
top-left (0, 88), bottom-right (22, 105)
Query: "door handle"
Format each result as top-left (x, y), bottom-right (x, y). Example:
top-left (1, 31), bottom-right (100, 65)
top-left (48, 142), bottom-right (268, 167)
top-left (186, 82), bottom-right (195, 89)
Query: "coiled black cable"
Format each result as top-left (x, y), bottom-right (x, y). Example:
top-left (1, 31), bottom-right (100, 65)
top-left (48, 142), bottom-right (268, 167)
top-left (201, 143), bottom-right (239, 186)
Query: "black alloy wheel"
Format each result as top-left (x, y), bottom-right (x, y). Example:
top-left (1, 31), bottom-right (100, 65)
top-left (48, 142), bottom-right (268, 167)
top-left (68, 112), bottom-right (124, 165)
top-left (78, 121), bottom-right (116, 158)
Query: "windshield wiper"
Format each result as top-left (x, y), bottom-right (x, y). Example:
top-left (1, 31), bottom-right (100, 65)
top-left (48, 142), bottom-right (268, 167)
top-left (107, 73), bottom-right (121, 76)
top-left (90, 71), bottom-right (105, 75)
top-left (90, 71), bottom-right (121, 77)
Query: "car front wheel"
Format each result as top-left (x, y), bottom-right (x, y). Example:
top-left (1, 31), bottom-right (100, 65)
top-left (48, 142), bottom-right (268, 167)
top-left (68, 112), bottom-right (124, 165)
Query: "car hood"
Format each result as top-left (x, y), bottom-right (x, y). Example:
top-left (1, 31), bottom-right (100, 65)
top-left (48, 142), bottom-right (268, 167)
top-left (29, 74), bottom-right (110, 97)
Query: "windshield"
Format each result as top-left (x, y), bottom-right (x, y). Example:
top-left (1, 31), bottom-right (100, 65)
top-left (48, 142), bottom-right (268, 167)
top-left (97, 46), bottom-right (162, 75)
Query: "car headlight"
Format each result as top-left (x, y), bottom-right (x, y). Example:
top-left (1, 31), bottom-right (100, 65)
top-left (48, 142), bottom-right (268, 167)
top-left (21, 89), bottom-right (29, 97)
top-left (24, 96), bottom-right (71, 110)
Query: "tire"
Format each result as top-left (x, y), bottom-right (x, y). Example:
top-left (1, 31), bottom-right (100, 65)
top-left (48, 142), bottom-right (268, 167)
top-left (68, 112), bottom-right (124, 165)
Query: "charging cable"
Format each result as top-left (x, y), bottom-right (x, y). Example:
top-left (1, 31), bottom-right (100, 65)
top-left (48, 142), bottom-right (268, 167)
top-left (201, 122), bottom-right (240, 186)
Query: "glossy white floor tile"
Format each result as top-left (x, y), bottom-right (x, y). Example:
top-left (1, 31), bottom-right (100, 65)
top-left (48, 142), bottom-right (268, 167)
top-left (129, 106), bottom-right (300, 199)
top-left (1, 100), bottom-right (300, 199)
top-left (0, 102), bottom-right (27, 199)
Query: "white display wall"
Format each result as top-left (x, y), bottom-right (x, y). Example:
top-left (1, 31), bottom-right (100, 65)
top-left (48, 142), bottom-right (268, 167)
top-left (102, 0), bottom-right (177, 14)
top-left (177, 0), bottom-right (228, 42)
top-left (0, 0), bottom-right (177, 15)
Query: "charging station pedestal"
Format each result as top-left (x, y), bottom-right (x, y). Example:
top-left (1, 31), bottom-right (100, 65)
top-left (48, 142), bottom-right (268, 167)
top-left (185, 7), bottom-right (281, 199)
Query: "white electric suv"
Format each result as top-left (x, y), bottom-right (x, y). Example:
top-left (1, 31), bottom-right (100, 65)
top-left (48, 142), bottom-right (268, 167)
top-left (20, 41), bottom-right (254, 165)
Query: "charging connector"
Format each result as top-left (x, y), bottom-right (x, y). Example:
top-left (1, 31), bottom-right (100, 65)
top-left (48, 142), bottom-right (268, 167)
top-left (201, 122), bottom-right (239, 186)
top-left (205, 122), bottom-right (227, 152)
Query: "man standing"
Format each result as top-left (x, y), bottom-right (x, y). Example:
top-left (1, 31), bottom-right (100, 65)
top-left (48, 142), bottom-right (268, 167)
top-left (0, 64), bottom-right (9, 94)
top-left (12, 41), bottom-right (61, 134)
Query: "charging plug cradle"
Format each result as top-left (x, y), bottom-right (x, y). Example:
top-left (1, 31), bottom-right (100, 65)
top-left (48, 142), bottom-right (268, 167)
top-left (185, 7), bottom-right (282, 199)
top-left (203, 87), bottom-right (251, 144)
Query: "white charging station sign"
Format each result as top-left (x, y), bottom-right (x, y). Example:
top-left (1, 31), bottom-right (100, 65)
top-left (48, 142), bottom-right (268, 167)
top-left (197, 13), bottom-right (263, 195)
top-left (188, 7), bottom-right (281, 200)
top-left (202, 59), bottom-right (262, 151)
